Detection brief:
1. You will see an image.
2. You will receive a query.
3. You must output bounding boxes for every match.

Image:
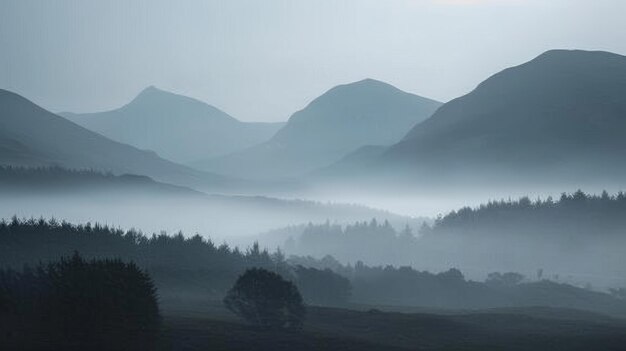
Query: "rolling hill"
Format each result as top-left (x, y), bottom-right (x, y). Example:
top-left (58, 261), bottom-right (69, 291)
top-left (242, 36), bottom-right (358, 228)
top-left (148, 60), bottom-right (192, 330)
top-left (62, 86), bottom-right (284, 164)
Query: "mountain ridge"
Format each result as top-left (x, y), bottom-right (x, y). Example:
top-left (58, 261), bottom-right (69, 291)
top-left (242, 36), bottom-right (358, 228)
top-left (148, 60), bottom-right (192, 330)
top-left (62, 86), bottom-right (284, 163)
top-left (322, 50), bottom-right (626, 188)
top-left (196, 78), bottom-right (442, 180)
top-left (0, 88), bottom-right (239, 191)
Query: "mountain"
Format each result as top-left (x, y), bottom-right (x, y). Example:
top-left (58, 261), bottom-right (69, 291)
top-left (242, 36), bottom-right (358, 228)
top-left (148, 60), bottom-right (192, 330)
top-left (62, 86), bottom-right (284, 164)
top-left (331, 50), bottom-right (626, 187)
top-left (0, 89), bottom-right (234, 190)
top-left (194, 79), bottom-right (442, 180)
top-left (0, 166), bottom-right (202, 197)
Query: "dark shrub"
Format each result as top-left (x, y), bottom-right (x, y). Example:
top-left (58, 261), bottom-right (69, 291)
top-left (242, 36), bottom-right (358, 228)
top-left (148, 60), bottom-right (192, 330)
top-left (224, 268), bottom-right (305, 330)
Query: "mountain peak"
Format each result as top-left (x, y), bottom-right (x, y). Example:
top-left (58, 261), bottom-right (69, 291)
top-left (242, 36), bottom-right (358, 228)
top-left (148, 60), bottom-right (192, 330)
top-left (349, 78), bottom-right (389, 86)
top-left (330, 78), bottom-right (401, 94)
top-left (382, 48), bottom-right (626, 183)
top-left (62, 87), bottom-right (283, 164)
top-left (132, 85), bottom-right (177, 102)
top-left (124, 86), bottom-right (227, 117)
top-left (140, 85), bottom-right (160, 93)
top-left (530, 49), bottom-right (626, 66)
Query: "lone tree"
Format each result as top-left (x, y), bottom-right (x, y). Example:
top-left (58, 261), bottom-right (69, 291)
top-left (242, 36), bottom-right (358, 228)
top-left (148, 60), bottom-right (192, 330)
top-left (224, 268), bottom-right (305, 330)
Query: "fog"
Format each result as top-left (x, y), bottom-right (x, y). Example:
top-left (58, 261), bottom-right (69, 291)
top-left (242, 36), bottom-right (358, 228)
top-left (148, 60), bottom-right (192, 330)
top-left (0, 188), bottom-right (415, 244)
top-left (3, 180), bottom-right (626, 292)
top-left (3, 1), bottom-right (626, 347)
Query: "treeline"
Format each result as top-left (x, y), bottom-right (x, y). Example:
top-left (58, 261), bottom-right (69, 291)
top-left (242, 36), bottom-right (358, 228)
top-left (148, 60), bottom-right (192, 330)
top-left (3, 217), bottom-right (625, 318)
top-left (431, 190), bottom-right (626, 238)
top-left (0, 253), bottom-right (160, 350)
top-left (0, 166), bottom-right (119, 185)
top-left (0, 217), bottom-right (350, 306)
top-left (414, 190), bottom-right (626, 286)
top-left (275, 219), bottom-right (422, 265)
top-left (288, 255), bottom-right (626, 316)
top-left (0, 166), bottom-right (165, 194)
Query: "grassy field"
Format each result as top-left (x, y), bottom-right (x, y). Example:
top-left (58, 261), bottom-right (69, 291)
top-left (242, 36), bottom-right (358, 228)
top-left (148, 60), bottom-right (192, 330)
top-left (160, 299), bottom-right (626, 351)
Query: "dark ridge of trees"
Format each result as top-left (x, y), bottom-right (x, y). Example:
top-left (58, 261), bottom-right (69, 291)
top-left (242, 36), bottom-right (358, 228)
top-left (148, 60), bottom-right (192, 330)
top-left (414, 190), bottom-right (626, 285)
top-left (224, 268), bottom-right (306, 330)
top-left (0, 217), bottom-right (349, 305)
top-left (0, 165), bottom-right (127, 186)
top-left (0, 165), bottom-right (194, 196)
top-left (4, 217), bottom-right (626, 318)
top-left (287, 255), bottom-right (626, 317)
top-left (0, 252), bottom-right (160, 350)
top-left (431, 190), bottom-right (626, 237)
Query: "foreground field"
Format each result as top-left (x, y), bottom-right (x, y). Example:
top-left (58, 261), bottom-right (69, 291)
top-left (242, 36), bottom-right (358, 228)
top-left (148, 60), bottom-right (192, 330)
top-left (160, 301), bottom-right (626, 351)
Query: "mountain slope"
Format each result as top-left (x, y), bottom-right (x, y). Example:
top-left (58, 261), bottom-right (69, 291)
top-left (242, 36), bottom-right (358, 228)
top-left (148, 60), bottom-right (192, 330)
top-left (0, 166), bottom-right (204, 198)
top-left (0, 89), bottom-right (234, 190)
top-left (329, 50), bottom-right (626, 186)
top-left (195, 79), bottom-right (441, 180)
top-left (62, 86), bottom-right (284, 163)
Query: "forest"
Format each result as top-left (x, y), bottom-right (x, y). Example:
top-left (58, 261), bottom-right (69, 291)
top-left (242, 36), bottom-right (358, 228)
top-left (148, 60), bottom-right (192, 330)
top-left (2, 217), bottom-right (625, 318)
top-left (432, 190), bottom-right (626, 237)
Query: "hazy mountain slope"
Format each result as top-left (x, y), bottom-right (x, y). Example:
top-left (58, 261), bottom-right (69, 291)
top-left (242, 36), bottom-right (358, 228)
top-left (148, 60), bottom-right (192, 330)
top-left (0, 89), bottom-right (234, 190)
top-left (195, 79), bottom-right (441, 180)
top-left (0, 172), bottom-right (412, 239)
top-left (0, 166), bottom-right (202, 197)
top-left (381, 50), bottom-right (626, 181)
top-left (62, 86), bottom-right (284, 163)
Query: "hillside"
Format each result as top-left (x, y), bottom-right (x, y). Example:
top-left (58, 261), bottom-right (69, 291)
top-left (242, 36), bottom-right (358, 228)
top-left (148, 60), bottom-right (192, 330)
top-left (63, 87), bottom-right (283, 163)
top-left (196, 79), bottom-right (441, 180)
top-left (381, 50), bottom-right (626, 183)
top-left (0, 89), bottom-right (239, 191)
top-left (0, 166), bottom-right (202, 197)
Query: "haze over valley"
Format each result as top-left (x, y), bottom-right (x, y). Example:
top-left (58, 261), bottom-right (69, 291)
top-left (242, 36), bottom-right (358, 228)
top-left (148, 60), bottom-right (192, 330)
top-left (2, 1), bottom-right (626, 350)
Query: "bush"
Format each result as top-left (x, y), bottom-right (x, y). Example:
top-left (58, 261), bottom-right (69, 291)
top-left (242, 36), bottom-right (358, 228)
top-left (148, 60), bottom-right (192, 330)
top-left (224, 268), bottom-right (305, 330)
top-left (0, 252), bottom-right (160, 350)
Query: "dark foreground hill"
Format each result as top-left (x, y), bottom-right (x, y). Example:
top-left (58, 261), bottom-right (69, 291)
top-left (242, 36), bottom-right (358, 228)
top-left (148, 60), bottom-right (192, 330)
top-left (162, 301), bottom-right (626, 351)
top-left (3, 218), bottom-right (626, 350)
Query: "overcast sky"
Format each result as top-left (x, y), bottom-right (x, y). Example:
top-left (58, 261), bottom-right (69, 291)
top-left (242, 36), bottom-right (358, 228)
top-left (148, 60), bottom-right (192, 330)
top-left (1, 0), bottom-right (625, 122)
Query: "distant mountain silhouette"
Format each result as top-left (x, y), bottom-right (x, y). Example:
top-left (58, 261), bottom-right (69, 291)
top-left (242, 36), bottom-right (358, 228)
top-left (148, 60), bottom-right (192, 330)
top-left (0, 166), bottom-right (202, 197)
top-left (330, 50), bottom-right (626, 186)
top-left (0, 89), bottom-right (235, 190)
top-left (62, 86), bottom-right (284, 163)
top-left (195, 79), bottom-right (441, 179)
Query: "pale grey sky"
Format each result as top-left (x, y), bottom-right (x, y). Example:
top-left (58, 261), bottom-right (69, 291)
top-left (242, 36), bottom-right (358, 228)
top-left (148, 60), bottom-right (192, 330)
top-left (1, 0), bottom-right (625, 122)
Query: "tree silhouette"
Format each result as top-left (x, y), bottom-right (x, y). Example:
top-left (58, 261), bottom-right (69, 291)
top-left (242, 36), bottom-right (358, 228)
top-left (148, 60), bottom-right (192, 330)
top-left (0, 252), bottom-right (160, 350)
top-left (224, 268), bottom-right (306, 330)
